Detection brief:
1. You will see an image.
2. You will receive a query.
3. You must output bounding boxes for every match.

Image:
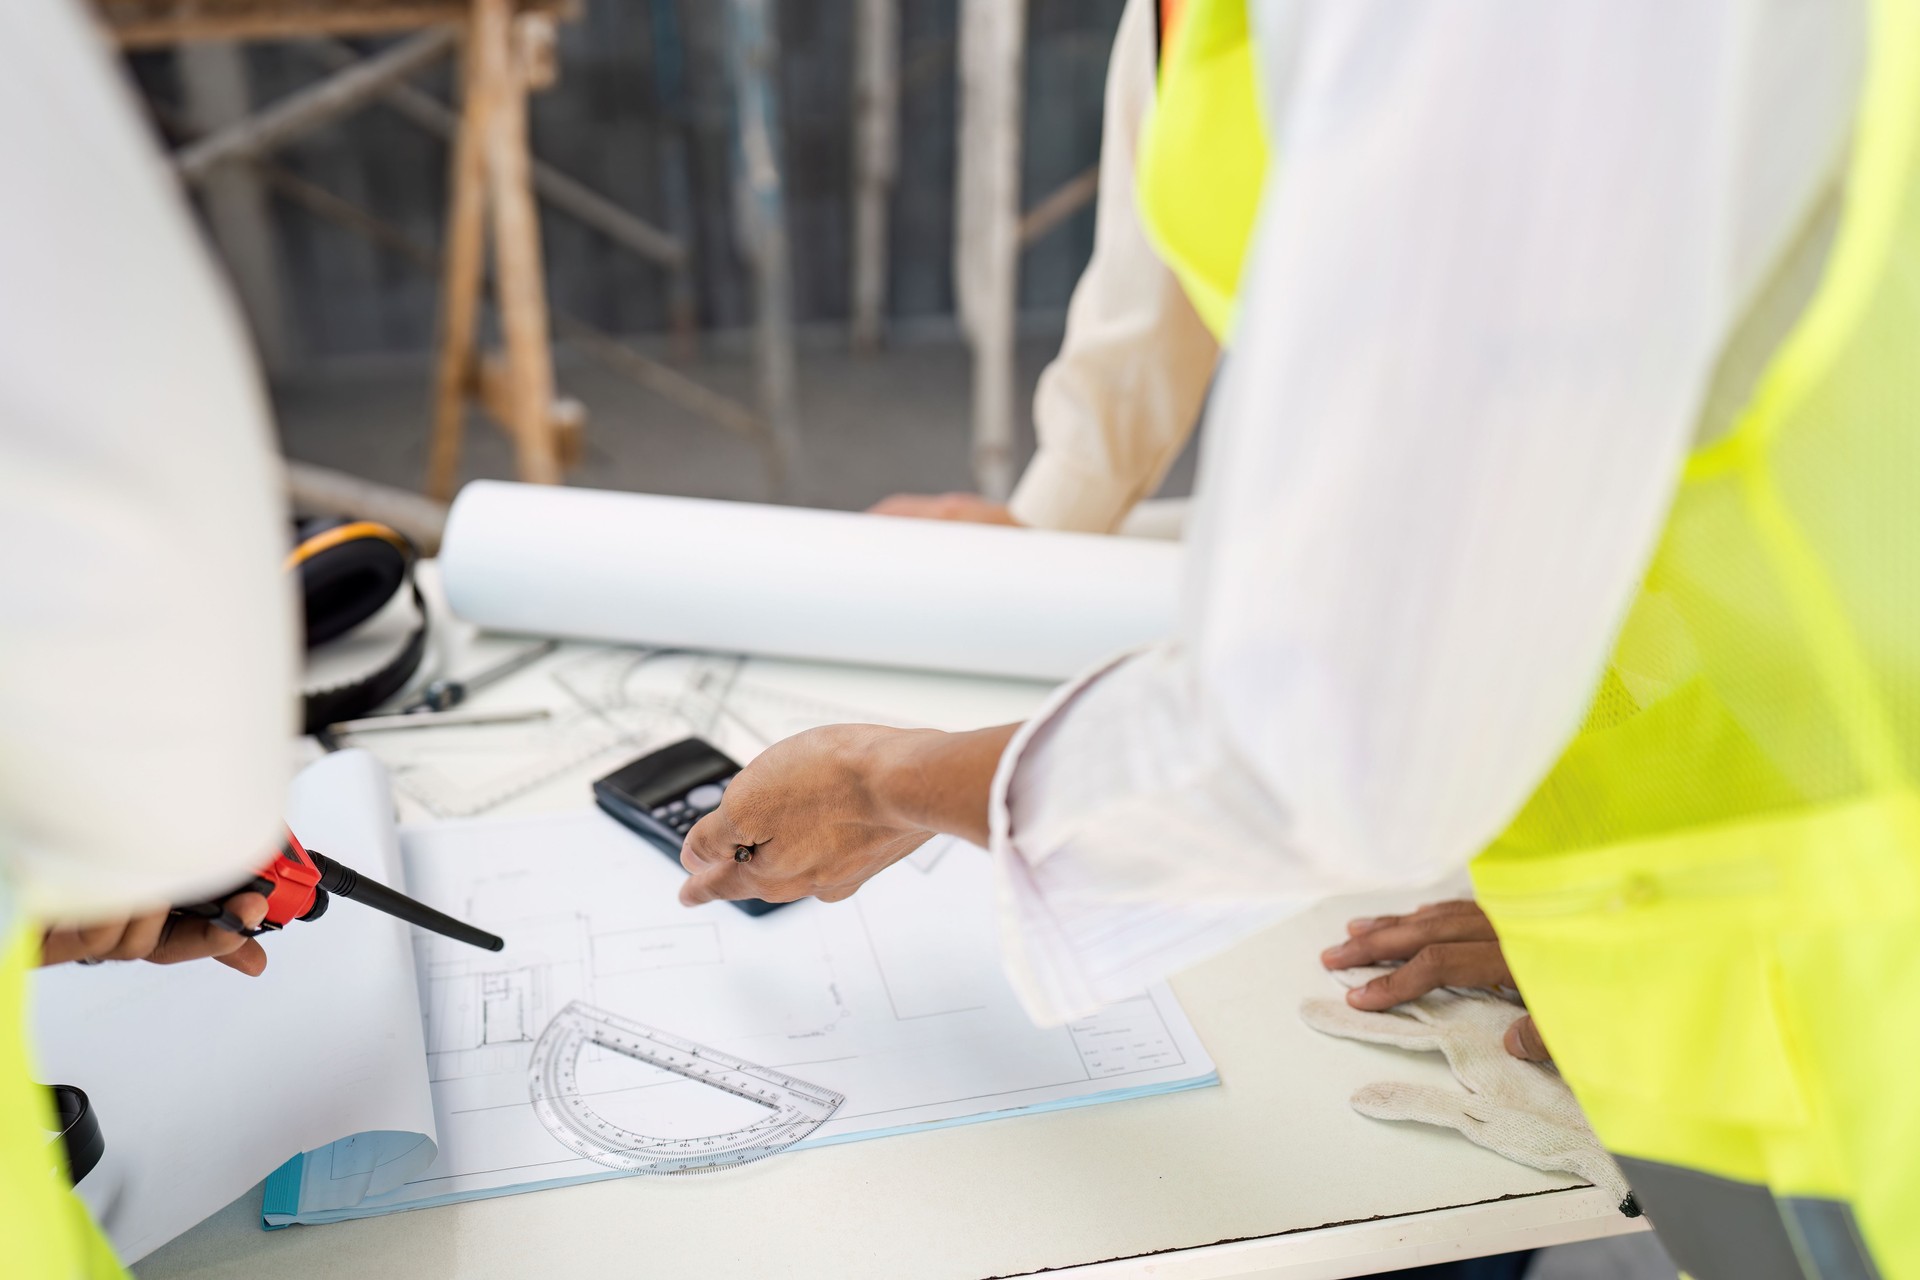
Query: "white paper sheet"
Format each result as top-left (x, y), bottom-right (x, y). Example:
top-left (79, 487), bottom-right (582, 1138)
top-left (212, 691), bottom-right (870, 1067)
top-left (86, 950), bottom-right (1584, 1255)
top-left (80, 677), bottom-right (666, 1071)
top-left (439, 482), bottom-right (1181, 681)
top-left (273, 809), bottom-right (1215, 1221)
top-left (27, 751), bottom-right (437, 1262)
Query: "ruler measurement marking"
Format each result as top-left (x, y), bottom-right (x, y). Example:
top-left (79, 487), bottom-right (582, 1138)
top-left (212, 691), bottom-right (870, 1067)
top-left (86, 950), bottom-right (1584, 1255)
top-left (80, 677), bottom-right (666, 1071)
top-left (529, 1001), bottom-right (843, 1175)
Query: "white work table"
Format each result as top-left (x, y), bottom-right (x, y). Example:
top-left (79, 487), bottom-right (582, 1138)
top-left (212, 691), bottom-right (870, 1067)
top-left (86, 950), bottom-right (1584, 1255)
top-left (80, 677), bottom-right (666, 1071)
top-left (136, 584), bottom-right (1645, 1278)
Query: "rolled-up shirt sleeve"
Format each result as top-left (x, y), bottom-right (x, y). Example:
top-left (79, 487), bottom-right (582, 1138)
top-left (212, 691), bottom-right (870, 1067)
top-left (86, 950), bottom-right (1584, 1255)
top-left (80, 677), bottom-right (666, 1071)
top-left (1008, 0), bottom-right (1220, 534)
top-left (990, 645), bottom-right (1324, 1020)
top-left (989, 0), bottom-right (1853, 1024)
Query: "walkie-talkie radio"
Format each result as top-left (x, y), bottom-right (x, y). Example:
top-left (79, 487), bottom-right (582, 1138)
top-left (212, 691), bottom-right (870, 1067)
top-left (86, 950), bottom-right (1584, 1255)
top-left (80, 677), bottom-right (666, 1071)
top-left (50, 833), bottom-right (499, 1189)
top-left (174, 828), bottom-right (504, 951)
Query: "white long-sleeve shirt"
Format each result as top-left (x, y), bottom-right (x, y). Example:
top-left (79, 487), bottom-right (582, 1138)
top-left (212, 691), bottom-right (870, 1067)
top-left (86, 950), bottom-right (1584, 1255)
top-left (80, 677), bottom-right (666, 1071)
top-left (990, 0), bottom-right (1863, 1023)
top-left (0, 2), bottom-right (296, 925)
top-left (1007, 0), bottom-right (1220, 534)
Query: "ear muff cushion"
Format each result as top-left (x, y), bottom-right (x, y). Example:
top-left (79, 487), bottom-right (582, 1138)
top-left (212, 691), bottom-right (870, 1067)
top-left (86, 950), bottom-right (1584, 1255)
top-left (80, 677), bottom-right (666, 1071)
top-left (302, 584), bottom-right (427, 734)
top-left (291, 525), bottom-right (413, 649)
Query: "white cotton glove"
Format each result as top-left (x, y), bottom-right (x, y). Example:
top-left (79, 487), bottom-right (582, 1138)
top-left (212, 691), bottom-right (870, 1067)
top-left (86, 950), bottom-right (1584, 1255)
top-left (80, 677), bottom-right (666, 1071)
top-left (1300, 968), bottom-right (1636, 1215)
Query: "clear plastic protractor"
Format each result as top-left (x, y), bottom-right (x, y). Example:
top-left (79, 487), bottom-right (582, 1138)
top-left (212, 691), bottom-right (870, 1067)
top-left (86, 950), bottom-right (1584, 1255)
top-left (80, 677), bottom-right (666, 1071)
top-left (527, 1001), bottom-right (843, 1175)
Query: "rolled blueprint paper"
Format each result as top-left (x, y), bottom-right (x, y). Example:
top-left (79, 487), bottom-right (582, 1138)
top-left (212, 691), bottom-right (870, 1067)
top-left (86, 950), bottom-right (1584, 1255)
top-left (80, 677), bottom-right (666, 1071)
top-left (440, 482), bottom-right (1181, 680)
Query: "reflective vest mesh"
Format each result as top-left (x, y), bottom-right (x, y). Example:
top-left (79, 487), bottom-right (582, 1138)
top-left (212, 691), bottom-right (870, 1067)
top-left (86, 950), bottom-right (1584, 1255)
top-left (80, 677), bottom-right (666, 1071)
top-left (1493, 17), bottom-right (1920, 892)
top-left (1474, 3), bottom-right (1920, 1268)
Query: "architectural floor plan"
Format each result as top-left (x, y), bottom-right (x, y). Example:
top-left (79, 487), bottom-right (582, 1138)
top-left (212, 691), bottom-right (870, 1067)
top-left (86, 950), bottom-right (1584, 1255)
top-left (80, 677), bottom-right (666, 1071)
top-left (303, 807), bottom-right (1214, 1214)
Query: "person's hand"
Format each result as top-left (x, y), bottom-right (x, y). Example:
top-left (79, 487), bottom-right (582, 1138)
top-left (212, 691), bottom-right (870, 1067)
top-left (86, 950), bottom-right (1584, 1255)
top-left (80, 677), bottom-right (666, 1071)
top-left (1319, 899), bottom-right (1548, 1061)
top-left (678, 725), bottom-right (939, 907)
top-left (868, 492), bottom-right (1021, 525)
top-left (40, 892), bottom-right (272, 976)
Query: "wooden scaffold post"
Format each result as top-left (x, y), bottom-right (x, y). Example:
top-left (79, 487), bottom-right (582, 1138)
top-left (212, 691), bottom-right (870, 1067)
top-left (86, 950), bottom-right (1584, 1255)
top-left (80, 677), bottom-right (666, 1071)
top-left (954, 0), bottom-right (1026, 501)
top-left (427, 0), bottom-right (574, 499)
top-left (727, 0), bottom-right (802, 494)
top-left (850, 0), bottom-right (899, 353)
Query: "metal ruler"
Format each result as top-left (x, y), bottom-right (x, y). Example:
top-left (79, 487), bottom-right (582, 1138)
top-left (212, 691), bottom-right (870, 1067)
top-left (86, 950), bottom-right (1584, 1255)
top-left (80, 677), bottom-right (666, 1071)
top-left (527, 1001), bottom-right (843, 1175)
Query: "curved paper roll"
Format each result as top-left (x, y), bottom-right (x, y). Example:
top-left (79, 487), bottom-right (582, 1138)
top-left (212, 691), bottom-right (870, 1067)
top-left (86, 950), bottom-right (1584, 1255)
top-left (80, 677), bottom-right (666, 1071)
top-left (440, 482), bottom-right (1180, 680)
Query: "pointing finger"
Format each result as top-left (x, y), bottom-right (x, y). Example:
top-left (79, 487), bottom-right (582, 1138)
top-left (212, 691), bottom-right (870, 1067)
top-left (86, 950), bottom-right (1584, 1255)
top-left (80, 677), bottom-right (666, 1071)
top-left (1346, 941), bottom-right (1513, 1010)
top-left (151, 894), bottom-right (269, 966)
top-left (103, 911), bottom-right (168, 961)
top-left (76, 921), bottom-right (127, 960)
top-left (680, 853), bottom-right (752, 907)
top-left (1412, 900), bottom-right (1488, 918)
top-left (1344, 899), bottom-right (1485, 939)
top-left (214, 938), bottom-right (270, 977)
top-left (1323, 912), bottom-right (1500, 970)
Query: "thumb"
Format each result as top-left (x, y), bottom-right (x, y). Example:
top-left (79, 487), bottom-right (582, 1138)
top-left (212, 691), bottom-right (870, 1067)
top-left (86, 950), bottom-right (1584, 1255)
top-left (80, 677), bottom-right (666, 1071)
top-left (681, 805), bottom-right (752, 874)
top-left (1504, 1014), bottom-right (1552, 1062)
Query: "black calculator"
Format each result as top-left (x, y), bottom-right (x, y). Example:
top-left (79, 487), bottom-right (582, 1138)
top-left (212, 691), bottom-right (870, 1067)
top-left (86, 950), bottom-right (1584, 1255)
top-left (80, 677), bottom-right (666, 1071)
top-left (592, 737), bottom-right (786, 917)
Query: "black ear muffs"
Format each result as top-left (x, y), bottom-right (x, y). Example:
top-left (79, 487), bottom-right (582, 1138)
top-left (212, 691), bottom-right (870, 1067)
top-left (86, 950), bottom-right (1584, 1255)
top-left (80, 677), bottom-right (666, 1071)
top-left (288, 519), bottom-right (429, 734)
top-left (291, 518), bottom-right (412, 647)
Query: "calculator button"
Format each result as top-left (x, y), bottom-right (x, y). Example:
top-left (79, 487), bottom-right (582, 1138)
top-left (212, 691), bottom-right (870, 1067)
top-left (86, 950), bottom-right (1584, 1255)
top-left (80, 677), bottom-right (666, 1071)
top-left (685, 783), bottom-right (725, 812)
top-left (651, 806), bottom-right (677, 821)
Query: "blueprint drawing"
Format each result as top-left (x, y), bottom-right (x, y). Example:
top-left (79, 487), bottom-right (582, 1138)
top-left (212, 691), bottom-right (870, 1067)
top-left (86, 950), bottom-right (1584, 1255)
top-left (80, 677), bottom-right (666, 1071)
top-left (279, 807), bottom-right (1216, 1219)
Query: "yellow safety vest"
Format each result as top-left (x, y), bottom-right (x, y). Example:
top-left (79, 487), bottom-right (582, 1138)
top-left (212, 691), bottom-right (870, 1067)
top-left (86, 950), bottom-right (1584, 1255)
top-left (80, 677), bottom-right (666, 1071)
top-left (1471, 1), bottom-right (1920, 1275)
top-left (0, 921), bottom-right (127, 1278)
top-left (1135, 0), bottom-right (1266, 342)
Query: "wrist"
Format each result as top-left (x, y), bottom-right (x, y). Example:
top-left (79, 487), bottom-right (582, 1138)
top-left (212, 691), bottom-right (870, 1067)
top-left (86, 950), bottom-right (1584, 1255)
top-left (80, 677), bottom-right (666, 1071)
top-left (859, 727), bottom-right (946, 831)
top-left (861, 724), bottom-right (1016, 845)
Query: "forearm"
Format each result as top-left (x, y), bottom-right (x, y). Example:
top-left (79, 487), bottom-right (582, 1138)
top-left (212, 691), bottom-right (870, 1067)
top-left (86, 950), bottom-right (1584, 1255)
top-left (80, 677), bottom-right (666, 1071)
top-left (868, 724), bottom-right (1020, 847)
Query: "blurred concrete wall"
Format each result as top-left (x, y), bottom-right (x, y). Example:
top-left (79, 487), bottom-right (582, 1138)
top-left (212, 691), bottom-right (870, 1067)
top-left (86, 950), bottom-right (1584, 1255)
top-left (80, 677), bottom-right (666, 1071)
top-left (131, 0), bottom-right (1124, 370)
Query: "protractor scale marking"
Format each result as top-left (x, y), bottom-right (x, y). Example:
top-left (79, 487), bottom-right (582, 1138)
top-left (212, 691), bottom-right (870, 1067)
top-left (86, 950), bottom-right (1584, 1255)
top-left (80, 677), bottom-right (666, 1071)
top-left (528, 1001), bottom-right (843, 1175)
